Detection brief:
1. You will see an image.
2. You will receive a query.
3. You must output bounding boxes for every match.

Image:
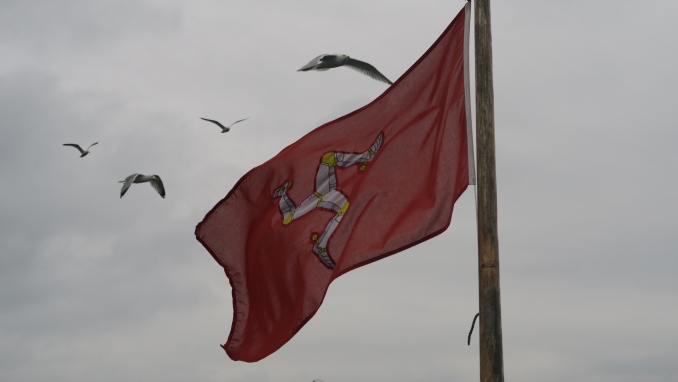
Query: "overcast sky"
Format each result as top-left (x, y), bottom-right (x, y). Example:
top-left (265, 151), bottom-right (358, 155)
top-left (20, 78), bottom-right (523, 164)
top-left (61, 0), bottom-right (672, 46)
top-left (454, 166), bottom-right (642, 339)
top-left (1, 0), bottom-right (677, 381)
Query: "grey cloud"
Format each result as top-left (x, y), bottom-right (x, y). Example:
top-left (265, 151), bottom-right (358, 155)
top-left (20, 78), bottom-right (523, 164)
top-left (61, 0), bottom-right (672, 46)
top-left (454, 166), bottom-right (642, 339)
top-left (1, 0), bottom-right (677, 381)
top-left (0, 0), bottom-right (181, 53)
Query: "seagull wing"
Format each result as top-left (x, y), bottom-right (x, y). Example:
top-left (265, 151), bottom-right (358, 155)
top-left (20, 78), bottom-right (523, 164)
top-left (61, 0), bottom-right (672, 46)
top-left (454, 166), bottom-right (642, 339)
top-left (201, 118), bottom-right (227, 131)
top-left (227, 117), bottom-right (249, 128)
top-left (120, 173), bottom-right (139, 198)
top-left (297, 54), bottom-right (329, 71)
top-left (344, 58), bottom-right (393, 85)
top-left (150, 176), bottom-right (166, 198)
top-left (63, 143), bottom-right (85, 155)
top-left (86, 142), bottom-right (98, 151)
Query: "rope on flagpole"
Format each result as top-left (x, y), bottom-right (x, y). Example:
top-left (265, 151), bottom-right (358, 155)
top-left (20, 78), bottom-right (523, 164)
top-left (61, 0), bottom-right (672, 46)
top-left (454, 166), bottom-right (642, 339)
top-left (468, 312), bottom-right (480, 345)
top-left (464, 0), bottom-right (482, 349)
top-left (464, 0), bottom-right (476, 187)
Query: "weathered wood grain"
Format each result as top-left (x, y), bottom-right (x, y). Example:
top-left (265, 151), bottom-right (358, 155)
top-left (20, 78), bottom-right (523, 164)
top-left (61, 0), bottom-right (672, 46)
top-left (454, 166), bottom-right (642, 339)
top-left (474, 0), bottom-right (505, 381)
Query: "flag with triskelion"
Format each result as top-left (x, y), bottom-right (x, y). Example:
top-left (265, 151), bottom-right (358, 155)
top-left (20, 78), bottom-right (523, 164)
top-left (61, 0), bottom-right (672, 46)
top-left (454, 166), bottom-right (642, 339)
top-left (195, 5), bottom-right (471, 362)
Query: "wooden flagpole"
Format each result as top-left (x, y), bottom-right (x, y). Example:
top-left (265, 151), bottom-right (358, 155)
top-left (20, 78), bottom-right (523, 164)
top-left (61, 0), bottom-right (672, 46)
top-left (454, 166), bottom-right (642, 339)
top-left (473, 0), bottom-right (505, 381)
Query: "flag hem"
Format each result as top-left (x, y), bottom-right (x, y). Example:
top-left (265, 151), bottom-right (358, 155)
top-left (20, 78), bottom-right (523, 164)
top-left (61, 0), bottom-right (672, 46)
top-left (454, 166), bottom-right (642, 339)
top-left (463, 1), bottom-right (477, 185)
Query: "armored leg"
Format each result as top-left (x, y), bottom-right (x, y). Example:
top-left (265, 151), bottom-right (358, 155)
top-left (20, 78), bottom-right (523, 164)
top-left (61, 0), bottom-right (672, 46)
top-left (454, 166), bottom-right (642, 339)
top-left (272, 181), bottom-right (319, 225)
top-left (335, 133), bottom-right (383, 168)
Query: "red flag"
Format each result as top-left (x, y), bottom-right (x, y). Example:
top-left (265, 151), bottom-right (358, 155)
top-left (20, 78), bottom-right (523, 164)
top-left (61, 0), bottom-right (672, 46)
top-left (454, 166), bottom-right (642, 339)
top-left (196, 5), bottom-right (471, 362)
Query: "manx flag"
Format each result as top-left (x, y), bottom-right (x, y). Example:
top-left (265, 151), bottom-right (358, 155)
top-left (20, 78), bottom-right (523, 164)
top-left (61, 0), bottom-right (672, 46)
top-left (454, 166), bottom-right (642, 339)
top-left (195, 4), bottom-right (473, 362)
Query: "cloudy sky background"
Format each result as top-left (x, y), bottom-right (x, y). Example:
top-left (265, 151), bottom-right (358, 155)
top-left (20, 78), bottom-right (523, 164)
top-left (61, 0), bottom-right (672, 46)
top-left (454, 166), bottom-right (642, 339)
top-left (1, 0), bottom-right (677, 381)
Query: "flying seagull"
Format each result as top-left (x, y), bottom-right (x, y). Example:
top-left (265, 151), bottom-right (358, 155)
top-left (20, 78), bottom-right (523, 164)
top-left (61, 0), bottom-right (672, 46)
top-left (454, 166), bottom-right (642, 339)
top-left (63, 142), bottom-right (98, 157)
top-left (200, 117), bottom-right (249, 133)
top-left (118, 173), bottom-right (165, 199)
top-left (297, 54), bottom-right (393, 85)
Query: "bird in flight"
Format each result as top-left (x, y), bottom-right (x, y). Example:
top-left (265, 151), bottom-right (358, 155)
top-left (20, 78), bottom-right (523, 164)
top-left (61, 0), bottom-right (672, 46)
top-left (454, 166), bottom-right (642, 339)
top-left (200, 117), bottom-right (249, 133)
top-left (63, 142), bottom-right (98, 157)
top-left (119, 174), bottom-right (165, 199)
top-left (298, 54), bottom-right (393, 85)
